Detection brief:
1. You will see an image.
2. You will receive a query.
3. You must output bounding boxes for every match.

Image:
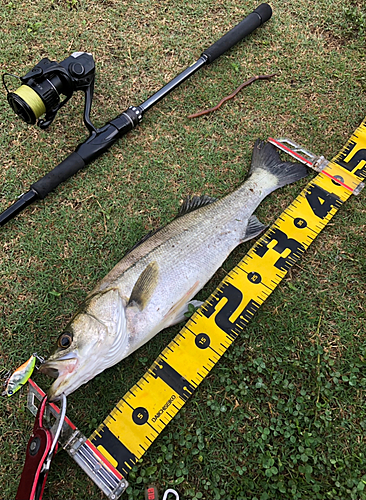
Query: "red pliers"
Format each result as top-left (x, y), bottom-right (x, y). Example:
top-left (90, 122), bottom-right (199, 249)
top-left (15, 393), bottom-right (66, 500)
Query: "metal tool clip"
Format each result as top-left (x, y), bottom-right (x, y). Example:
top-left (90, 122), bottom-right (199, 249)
top-left (268, 137), bottom-right (365, 195)
top-left (16, 393), bottom-right (66, 500)
top-left (268, 137), bottom-right (329, 171)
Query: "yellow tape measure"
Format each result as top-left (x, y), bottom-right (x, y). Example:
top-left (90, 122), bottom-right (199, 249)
top-left (89, 119), bottom-right (366, 477)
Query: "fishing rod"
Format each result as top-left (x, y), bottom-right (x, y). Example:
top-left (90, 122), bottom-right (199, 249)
top-left (1, 3), bottom-right (272, 227)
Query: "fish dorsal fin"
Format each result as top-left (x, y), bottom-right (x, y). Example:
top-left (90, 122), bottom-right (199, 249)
top-left (177, 195), bottom-right (217, 217)
top-left (127, 228), bottom-right (160, 254)
top-left (128, 261), bottom-right (159, 310)
top-left (242, 215), bottom-right (267, 242)
top-left (126, 195), bottom-right (217, 255)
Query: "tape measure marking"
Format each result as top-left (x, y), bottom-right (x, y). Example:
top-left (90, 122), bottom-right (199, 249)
top-left (89, 119), bottom-right (366, 478)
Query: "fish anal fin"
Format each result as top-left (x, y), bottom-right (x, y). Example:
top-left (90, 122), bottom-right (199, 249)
top-left (168, 299), bottom-right (204, 326)
top-left (242, 215), bottom-right (267, 242)
top-left (128, 261), bottom-right (159, 310)
top-left (163, 281), bottom-right (200, 327)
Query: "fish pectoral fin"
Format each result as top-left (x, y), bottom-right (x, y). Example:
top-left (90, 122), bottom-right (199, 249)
top-left (169, 299), bottom-right (204, 326)
top-left (242, 215), bottom-right (267, 242)
top-left (128, 261), bottom-right (159, 311)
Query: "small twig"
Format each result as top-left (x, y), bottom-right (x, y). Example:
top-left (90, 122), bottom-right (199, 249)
top-left (188, 73), bottom-right (277, 119)
top-left (96, 199), bottom-right (108, 235)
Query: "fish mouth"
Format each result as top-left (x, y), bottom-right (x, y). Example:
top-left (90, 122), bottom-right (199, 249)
top-left (40, 357), bottom-right (79, 401)
top-left (39, 366), bottom-right (59, 378)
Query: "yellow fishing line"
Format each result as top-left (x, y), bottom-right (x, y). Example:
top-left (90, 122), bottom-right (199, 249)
top-left (14, 85), bottom-right (46, 118)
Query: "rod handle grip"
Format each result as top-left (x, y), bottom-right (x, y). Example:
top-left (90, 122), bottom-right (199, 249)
top-left (202, 3), bottom-right (272, 64)
top-left (31, 152), bottom-right (85, 199)
top-left (30, 110), bottom-right (137, 200)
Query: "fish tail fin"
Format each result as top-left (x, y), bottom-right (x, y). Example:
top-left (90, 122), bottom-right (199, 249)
top-left (249, 139), bottom-right (308, 191)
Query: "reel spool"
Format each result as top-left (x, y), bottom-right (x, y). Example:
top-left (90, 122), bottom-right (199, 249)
top-left (3, 52), bottom-right (96, 131)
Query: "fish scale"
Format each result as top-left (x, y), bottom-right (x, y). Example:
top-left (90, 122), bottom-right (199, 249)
top-left (84, 120), bottom-right (366, 483)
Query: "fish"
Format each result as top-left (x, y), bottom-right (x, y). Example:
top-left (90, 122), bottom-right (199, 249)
top-left (40, 140), bottom-right (307, 401)
top-left (3, 354), bottom-right (36, 396)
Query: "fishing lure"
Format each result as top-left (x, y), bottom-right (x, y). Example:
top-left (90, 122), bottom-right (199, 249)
top-left (2, 354), bottom-right (43, 396)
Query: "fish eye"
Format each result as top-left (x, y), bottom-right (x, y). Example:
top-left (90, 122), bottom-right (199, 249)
top-left (58, 332), bottom-right (73, 349)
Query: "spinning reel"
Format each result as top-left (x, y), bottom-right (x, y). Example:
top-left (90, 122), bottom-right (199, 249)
top-left (3, 52), bottom-right (96, 132)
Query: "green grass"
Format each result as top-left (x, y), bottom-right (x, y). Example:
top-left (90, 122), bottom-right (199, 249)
top-left (0, 0), bottom-right (365, 499)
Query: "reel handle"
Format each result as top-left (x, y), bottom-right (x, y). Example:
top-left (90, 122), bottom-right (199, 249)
top-left (202, 3), bottom-right (272, 63)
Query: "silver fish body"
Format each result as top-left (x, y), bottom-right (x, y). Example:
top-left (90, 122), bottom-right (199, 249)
top-left (41, 141), bottom-right (307, 400)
